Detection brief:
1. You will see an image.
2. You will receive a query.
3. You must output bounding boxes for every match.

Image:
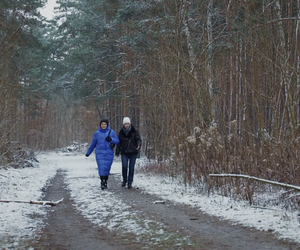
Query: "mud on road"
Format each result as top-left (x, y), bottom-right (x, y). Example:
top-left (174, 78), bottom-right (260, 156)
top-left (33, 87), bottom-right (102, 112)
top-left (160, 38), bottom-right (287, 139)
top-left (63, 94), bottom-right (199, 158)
top-left (29, 170), bottom-right (300, 250)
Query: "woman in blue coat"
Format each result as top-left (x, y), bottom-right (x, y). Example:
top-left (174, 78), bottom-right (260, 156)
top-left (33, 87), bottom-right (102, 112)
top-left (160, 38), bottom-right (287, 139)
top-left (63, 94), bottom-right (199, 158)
top-left (86, 119), bottom-right (119, 190)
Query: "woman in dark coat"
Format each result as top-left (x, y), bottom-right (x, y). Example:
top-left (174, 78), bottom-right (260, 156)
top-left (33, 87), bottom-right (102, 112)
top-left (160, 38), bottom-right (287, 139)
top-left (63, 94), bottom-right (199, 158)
top-left (86, 119), bottom-right (119, 190)
top-left (115, 117), bottom-right (142, 189)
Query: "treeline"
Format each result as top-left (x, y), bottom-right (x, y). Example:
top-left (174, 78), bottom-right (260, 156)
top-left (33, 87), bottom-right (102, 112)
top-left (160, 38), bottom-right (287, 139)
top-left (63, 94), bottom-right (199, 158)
top-left (1, 0), bottom-right (300, 191)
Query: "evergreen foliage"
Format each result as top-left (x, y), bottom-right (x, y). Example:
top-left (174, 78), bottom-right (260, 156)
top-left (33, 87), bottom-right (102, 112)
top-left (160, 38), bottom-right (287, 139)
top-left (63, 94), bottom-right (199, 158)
top-left (1, 0), bottom-right (300, 195)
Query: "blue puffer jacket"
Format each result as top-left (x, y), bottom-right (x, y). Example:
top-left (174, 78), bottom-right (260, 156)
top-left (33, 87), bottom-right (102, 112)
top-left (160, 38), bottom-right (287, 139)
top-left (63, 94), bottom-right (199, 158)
top-left (86, 125), bottom-right (119, 176)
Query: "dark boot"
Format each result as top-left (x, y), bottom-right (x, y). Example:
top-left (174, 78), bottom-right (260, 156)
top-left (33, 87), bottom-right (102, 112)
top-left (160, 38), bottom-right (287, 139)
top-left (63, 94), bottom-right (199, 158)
top-left (128, 183), bottom-right (132, 189)
top-left (122, 181), bottom-right (126, 187)
top-left (101, 180), bottom-right (105, 190)
top-left (100, 177), bottom-right (105, 190)
top-left (104, 179), bottom-right (108, 189)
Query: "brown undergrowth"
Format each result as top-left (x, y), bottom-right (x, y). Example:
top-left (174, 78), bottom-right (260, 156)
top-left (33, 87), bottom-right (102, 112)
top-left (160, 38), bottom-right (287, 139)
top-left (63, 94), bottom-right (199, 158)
top-left (139, 122), bottom-right (300, 208)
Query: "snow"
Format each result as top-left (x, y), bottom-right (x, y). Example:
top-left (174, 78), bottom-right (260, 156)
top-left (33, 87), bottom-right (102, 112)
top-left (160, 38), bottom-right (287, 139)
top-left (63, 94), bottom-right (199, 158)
top-left (0, 151), bottom-right (300, 248)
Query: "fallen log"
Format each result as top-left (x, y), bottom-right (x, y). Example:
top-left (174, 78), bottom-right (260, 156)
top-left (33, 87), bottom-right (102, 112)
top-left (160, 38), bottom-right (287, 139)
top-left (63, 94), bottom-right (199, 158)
top-left (0, 198), bottom-right (64, 206)
top-left (209, 173), bottom-right (300, 191)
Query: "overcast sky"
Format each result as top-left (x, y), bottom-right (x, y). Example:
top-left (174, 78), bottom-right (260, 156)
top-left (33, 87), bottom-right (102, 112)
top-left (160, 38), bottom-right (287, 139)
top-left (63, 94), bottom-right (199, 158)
top-left (39, 0), bottom-right (57, 19)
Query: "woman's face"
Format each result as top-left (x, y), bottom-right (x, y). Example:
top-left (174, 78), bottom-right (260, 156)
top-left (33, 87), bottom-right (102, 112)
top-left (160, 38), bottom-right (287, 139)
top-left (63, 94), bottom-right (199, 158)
top-left (124, 123), bottom-right (130, 129)
top-left (101, 122), bottom-right (108, 129)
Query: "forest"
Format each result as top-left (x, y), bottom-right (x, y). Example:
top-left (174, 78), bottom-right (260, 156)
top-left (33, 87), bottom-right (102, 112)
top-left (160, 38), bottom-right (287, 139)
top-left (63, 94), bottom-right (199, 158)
top-left (1, 0), bottom-right (300, 202)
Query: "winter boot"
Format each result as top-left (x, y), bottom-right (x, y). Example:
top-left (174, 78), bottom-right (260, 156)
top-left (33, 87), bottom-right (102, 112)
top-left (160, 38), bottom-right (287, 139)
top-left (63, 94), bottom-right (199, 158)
top-left (122, 181), bottom-right (126, 187)
top-left (100, 178), bottom-right (105, 190)
top-left (127, 182), bottom-right (132, 189)
top-left (104, 179), bottom-right (108, 189)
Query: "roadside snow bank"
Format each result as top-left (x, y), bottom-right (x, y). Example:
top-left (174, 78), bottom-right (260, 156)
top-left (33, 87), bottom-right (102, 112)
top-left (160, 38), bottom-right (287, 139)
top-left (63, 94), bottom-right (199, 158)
top-left (0, 152), bottom-right (59, 248)
top-left (133, 170), bottom-right (300, 244)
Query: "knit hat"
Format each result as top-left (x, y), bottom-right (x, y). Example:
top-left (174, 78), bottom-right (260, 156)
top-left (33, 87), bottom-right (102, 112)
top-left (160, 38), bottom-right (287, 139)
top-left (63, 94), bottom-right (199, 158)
top-left (123, 117), bottom-right (131, 125)
top-left (100, 118), bottom-right (109, 126)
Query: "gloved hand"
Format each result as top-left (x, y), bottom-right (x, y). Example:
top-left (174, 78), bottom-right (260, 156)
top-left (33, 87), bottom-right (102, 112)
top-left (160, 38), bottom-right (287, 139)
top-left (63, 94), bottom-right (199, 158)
top-left (85, 154), bottom-right (89, 157)
top-left (105, 136), bottom-right (112, 142)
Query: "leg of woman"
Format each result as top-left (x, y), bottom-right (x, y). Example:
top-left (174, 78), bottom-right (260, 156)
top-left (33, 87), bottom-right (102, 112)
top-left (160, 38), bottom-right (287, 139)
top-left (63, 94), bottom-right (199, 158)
top-left (121, 154), bottom-right (129, 187)
top-left (100, 176), bottom-right (105, 190)
top-left (103, 175), bottom-right (108, 189)
top-left (127, 153), bottom-right (137, 188)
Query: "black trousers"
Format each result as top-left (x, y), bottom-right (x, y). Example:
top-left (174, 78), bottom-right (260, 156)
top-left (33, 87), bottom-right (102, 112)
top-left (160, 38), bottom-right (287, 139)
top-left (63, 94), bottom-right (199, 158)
top-left (100, 175), bottom-right (108, 182)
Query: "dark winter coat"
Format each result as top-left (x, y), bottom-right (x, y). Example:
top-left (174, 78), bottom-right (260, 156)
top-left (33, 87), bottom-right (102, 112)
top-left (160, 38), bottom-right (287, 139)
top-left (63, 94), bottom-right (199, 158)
top-left (86, 125), bottom-right (119, 176)
top-left (115, 125), bottom-right (142, 155)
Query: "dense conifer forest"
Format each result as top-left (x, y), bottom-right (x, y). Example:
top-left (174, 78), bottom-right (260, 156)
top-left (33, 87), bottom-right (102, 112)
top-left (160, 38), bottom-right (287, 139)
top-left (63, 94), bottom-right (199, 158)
top-left (1, 1), bottom-right (300, 200)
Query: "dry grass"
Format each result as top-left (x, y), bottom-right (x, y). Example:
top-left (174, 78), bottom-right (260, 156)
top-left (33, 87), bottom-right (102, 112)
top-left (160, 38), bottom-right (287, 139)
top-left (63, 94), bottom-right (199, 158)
top-left (139, 123), bottom-right (300, 207)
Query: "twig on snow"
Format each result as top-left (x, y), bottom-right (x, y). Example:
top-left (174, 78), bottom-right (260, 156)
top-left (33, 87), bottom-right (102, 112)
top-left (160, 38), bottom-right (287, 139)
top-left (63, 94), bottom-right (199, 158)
top-left (250, 205), bottom-right (281, 211)
top-left (0, 198), bottom-right (64, 206)
top-left (286, 193), bottom-right (300, 200)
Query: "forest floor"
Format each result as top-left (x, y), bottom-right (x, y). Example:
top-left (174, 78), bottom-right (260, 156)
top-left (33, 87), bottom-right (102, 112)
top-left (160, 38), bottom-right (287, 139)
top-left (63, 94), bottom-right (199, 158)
top-left (27, 169), bottom-right (300, 250)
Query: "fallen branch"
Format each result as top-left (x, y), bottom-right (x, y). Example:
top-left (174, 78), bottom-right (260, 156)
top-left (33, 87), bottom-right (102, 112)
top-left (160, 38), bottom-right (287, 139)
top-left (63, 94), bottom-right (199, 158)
top-left (286, 193), bottom-right (300, 200)
top-left (250, 205), bottom-right (281, 211)
top-left (209, 174), bottom-right (300, 191)
top-left (0, 198), bottom-right (64, 206)
top-left (0, 173), bottom-right (8, 178)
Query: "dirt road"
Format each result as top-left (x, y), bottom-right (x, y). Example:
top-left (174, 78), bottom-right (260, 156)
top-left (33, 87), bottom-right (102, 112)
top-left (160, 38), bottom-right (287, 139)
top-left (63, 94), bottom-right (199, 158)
top-left (29, 169), bottom-right (300, 250)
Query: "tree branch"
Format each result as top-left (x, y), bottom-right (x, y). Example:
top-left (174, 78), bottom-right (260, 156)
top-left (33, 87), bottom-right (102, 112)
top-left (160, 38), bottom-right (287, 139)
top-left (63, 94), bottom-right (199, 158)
top-left (209, 174), bottom-right (300, 191)
top-left (0, 198), bottom-right (64, 206)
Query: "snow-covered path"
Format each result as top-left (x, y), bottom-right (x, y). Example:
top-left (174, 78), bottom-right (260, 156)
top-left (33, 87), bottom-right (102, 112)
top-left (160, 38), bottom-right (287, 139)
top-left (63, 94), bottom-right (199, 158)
top-left (0, 151), bottom-right (299, 248)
